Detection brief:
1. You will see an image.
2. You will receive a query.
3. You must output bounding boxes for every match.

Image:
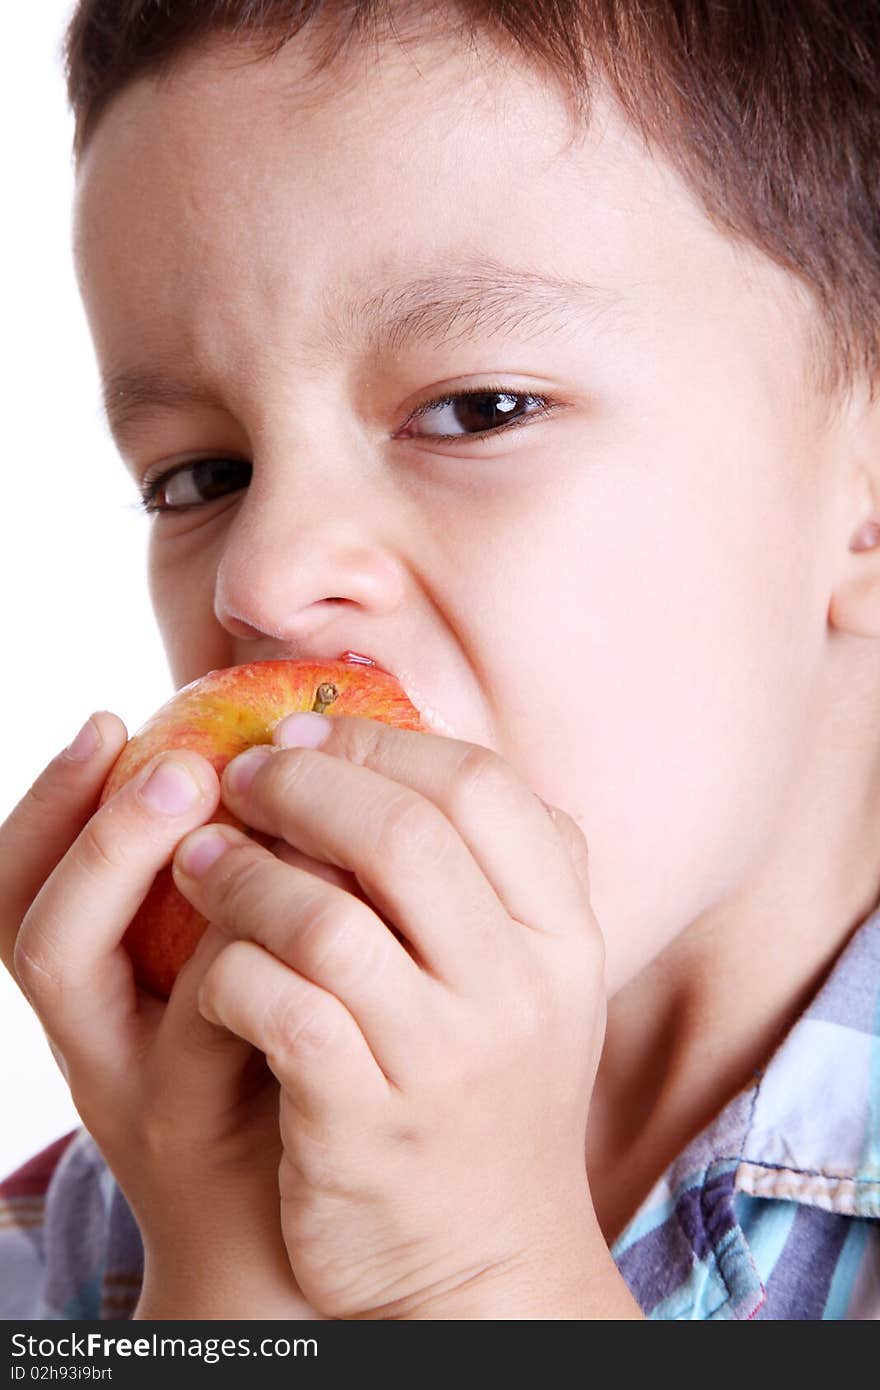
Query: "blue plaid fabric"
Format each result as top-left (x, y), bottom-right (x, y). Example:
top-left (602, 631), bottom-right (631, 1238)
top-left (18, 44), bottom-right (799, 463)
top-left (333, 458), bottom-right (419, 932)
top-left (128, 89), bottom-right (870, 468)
top-left (612, 911), bottom-right (880, 1317)
top-left (2, 910), bottom-right (878, 1319)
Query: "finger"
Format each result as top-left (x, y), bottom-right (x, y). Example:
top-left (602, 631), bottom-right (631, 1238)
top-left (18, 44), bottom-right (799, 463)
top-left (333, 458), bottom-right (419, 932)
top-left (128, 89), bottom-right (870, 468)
top-left (221, 722), bottom-right (587, 980)
top-left (269, 838), bottom-right (369, 899)
top-left (172, 825), bottom-right (429, 1083)
top-left (0, 711), bottom-right (129, 977)
top-left (261, 717), bottom-right (589, 934)
top-left (148, 919), bottom-right (282, 1133)
top-left (14, 746), bottom-right (220, 1077)
top-left (268, 836), bottom-right (417, 941)
top-left (217, 744), bottom-right (505, 984)
top-left (199, 937), bottom-right (389, 1124)
top-left (535, 799), bottom-right (591, 896)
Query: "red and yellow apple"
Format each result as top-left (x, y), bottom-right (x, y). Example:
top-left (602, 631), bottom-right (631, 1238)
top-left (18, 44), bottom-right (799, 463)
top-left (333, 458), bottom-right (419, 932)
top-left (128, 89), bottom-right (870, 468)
top-left (100, 658), bottom-right (423, 998)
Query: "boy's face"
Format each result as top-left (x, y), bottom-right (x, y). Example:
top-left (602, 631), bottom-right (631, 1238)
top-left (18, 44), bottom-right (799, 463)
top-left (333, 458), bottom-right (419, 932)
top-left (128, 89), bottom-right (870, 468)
top-left (73, 28), bottom-right (839, 994)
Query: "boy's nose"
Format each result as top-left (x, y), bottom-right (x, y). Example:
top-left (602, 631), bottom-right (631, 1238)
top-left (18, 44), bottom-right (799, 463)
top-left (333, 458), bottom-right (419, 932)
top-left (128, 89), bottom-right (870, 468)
top-left (212, 489), bottom-right (408, 643)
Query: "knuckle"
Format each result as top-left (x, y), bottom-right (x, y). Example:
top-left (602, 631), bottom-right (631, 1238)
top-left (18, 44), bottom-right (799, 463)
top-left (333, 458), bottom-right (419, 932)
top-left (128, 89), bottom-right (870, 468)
top-left (18, 776), bottom-right (55, 823)
top-left (261, 746), bottom-right (310, 800)
top-left (76, 817), bottom-right (132, 880)
top-left (3, 775), bottom-right (63, 856)
top-left (298, 899), bottom-right (379, 984)
top-left (554, 806), bottom-right (590, 860)
top-left (539, 799), bottom-right (591, 891)
top-left (207, 847), bottom-right (267, 928)
top-left (204, 936), bottom-right (250, 997)
top-left (582, 914), bottom-right (607, 972)
top-left (268, 988), bottom-right (342, 1061)
top-left (447, 744), bottom-right (515, 821)
top-left (13, 919), bottom-right (63, 1005)
top-left (337, 718), bottom-right (385, 771)
top-left (79, 778), bottom-right (191, 883)
top-left (558, 904), bottom-right (606, 989)
top-left (372, 790), bottom-right (448, 868)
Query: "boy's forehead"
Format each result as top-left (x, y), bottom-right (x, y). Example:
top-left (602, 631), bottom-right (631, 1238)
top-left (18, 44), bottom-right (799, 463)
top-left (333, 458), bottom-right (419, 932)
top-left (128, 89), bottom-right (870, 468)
top-left (73, 27), bottom-right (686, 276)
top-left (72, 26), bottom-right (803, 421)
top-left (78, 25), bottom-right (583, 177)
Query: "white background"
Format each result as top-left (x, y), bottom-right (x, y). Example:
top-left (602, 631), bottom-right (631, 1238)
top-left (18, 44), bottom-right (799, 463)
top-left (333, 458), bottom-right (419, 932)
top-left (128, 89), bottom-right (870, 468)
top-left (1, 4), bottom-right (174, 1174)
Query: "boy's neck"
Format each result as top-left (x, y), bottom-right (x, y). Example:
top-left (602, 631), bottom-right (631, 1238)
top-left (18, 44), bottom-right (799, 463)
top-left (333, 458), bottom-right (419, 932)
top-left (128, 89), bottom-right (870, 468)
top-left (587, 662), bottom-right (880, 1244)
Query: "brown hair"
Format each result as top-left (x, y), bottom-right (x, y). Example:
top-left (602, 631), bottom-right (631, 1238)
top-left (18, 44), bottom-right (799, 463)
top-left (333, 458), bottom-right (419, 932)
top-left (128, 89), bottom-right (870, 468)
top-left (63, 1), bottom-right (880, 394)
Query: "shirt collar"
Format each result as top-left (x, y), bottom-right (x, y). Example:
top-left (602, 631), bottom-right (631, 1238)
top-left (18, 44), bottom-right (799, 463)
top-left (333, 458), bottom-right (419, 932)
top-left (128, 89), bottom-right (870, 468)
top-left (733, 905), bottom-right (880, 1216)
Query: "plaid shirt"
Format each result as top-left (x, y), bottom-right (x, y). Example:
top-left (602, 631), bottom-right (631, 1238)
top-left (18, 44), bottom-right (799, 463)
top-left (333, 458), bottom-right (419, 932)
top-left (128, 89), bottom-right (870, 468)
top-left (2, 910), bottom-right (878, 1320)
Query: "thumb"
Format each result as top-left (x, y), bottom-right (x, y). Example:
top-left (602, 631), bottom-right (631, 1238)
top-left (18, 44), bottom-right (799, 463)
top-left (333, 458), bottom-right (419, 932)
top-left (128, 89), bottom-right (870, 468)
top-left (0, 711), bottom-right (128, 979)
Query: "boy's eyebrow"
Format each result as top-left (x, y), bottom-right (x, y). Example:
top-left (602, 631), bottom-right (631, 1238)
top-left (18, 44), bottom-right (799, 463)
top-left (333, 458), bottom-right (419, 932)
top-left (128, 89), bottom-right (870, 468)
top-left (342, 259), bottom-right (617, 353)
top-left (101, 259), bottom-right (616, 446)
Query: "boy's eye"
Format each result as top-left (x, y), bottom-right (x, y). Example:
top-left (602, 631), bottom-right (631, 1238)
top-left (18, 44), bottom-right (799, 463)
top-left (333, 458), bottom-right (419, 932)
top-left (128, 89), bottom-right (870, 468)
top-left (401, 388), bottom-right (551, 440)
top-left (138, 457), bottom-right (252, 514)
top-left (137, 388), bottom-right (554, 514)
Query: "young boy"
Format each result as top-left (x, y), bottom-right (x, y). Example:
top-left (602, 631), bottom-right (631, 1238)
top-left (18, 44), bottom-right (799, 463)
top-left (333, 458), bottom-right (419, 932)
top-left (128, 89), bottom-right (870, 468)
top-left (1, 0), bottom-right (878, 1319)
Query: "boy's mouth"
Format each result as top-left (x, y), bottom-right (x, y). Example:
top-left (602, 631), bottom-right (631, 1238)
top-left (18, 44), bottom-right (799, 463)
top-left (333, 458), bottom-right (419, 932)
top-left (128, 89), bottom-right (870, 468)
top-left (339, 650), bottom-right (458, 738)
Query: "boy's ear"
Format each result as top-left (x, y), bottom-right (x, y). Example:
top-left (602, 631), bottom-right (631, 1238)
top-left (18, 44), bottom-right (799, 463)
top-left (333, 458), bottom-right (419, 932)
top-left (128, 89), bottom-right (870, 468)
top-left (828, 383), bottom-right (880, 639)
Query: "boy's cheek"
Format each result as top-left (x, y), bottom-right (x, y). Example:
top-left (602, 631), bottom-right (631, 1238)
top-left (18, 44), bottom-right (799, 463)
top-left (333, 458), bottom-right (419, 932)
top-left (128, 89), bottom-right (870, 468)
top-left (553, 670), bottom-right (791, 998)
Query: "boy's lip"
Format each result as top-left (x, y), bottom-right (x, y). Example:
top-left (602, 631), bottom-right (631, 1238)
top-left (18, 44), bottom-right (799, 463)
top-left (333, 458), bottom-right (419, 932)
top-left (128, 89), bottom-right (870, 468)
top-left (338, 649), bottom-right (388, 672)
top-left (338, 650), bottom-right (458, 738)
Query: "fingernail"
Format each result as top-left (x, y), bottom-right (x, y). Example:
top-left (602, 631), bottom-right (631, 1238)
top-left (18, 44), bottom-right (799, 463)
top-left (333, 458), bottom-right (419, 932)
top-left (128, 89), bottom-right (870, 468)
top-left (140, 757), bottom-right (204, 815)
top-left (274, 712), bottom-right (331, 749)
top-left (64, 716), bottom-right (101, 762)
top-left (178, 827), bottom-right (232, 879)
top-left (225, 745), bottom-right (275, 797)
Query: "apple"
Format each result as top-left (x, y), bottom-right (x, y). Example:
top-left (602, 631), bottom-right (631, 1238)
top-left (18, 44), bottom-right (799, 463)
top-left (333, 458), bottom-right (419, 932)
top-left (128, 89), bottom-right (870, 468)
top-left (100, 658), bottom-right (423, 998)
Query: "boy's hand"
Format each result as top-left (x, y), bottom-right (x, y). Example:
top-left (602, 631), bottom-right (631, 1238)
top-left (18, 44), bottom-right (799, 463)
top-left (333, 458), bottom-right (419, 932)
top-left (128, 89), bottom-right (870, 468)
top-left (0, 713), bottom-right (321, 1320)
top-left (174, 715), bottom-right (643, 1319)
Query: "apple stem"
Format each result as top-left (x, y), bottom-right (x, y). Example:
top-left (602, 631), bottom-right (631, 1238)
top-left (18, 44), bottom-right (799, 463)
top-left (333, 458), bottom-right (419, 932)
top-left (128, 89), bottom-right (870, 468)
top-left (312, 683), bottom-right (339, 715)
